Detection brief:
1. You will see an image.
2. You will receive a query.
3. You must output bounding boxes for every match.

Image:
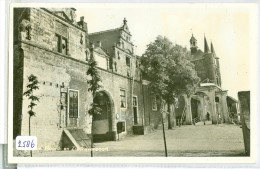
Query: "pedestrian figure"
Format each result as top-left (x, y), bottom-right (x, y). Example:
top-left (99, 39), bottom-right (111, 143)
top-left (218, 114), bottom-right (222, 123)
top-left (206, 112), bottom-right (210, 121)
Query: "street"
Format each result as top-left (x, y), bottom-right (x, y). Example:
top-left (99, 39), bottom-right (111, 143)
top-left (34, 123), bottom-right (245, 157)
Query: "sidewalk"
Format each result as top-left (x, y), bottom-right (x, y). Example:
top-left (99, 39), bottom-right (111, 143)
top-left (34, 124), bottom-right (245, 157)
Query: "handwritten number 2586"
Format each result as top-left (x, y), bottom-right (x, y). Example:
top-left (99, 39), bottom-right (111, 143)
top-left (18, 140), bottom-right (35, 148)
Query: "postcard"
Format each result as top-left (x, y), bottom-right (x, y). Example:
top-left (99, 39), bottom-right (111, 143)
top-left (8, 3), bottom-right (258, 164)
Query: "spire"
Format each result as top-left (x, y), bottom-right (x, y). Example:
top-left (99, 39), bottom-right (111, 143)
top-left (190, 33), bottom-right (198, 54)
top-left (190, 33), bottom-right (197, 43)
top-left (204, 35), bottom-right (210, 53)
top-left (123, 18), bottom-right (127, 25)
top-left (210, 41), bottom-right (215, 54)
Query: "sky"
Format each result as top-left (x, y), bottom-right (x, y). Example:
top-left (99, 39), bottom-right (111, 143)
top-left (75, 3), bottom-right (258, 99)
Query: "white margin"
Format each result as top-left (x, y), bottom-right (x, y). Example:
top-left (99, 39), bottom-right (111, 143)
top-left (6, 2), bottom-right (259, 166)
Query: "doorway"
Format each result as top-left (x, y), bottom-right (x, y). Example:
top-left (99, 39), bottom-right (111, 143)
top-left (133, 96), bottom-right (138, 125)
top-left (92, 90), bottom-right (116, 142)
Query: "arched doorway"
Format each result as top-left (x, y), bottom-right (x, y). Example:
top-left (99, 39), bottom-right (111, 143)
top-left (191, 98), bottom-right (199, 120)
top-left (92, 90), bottom-right (116, 142)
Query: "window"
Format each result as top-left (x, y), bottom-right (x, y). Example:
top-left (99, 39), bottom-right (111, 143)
top-left (55, 34), bottom-right (61, 53)
top-left (120, 89), bottom-right (126, 108)
top-left (152, 96), bottom-right (157, 111)
top-left (126, 56), bottom-right (130, 67)
top-left (117, 51), bottom-right (120, 59)
top-left (55, 34), bottom-right (67, 55)
top-left (133, 96), bottom-right (138, 124)
top-left (133, 97), bottom-right (137, 107)
top-left (68, 90), bottom-right (79, 118)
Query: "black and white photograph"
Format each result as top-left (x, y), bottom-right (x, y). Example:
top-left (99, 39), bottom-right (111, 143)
top-left (8, 3), bottom-right (257, 164)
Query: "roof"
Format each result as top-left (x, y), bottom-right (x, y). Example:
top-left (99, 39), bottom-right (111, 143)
top-left (89, 28), bottom-right (121, 36)
top-left (89, 18), bottom-right (132, 57)
top-left (204, 36), bottom-right (210, 53)
top-left (190, 34), bottom-right (197, 43)
top-left (93, 47), bottom-right (109, 57)
top-left (227, 96), bottom-right (238, 103)
top-left (191, 49), bottom-right (204, 61)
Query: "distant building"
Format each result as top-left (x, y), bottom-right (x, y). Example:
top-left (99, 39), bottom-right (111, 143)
top-left (226, 96), bottom-right (240, 124)
top-left (177, 34), bottom-right (230, 125)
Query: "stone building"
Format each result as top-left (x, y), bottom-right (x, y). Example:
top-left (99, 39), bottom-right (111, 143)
top-left (13, 7), bottom-right (232, 151)
top-left (176, 34), bottom-right (230, 125)
top-left (13, 8), bottom-right (157, 151)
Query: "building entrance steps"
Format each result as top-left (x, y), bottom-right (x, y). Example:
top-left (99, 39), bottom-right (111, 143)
top-left (62, 129), bottom-right (91, 150)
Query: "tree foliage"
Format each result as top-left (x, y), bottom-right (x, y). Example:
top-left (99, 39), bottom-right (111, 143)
top-left (87, 55), bottom-right (102, 96)
top-left (140, 35), bottom-right (200, 102)
top-left (86, 52), bottom-right (103, 157)
top-left (23, 74), bottom-right (40, 117)
top-left (140, 35), bottom-right (200, 155)
top-left (23, 74), bottom-right (39, 157)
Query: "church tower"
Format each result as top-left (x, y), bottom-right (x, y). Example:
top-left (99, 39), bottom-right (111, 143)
top-left (190, 34), bottom-right (198, 54)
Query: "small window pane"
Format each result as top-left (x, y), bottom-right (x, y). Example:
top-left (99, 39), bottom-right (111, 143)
top-left (120, 89), bottom-right (126, 108)
top-left (69, 90), bottom-right (78, 118)
top-left (133, 97), bottom-right (137, 106)
top-left (152, 96), bottom-right (157, 110)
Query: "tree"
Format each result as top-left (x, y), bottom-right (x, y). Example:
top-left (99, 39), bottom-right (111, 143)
top-left (140, 36), bottom-right (172, 156)
top-left (23, 74), bottom-right (40, 157)
top-left (87, 52), bottom-right (102, 157)
top-left (164, 44), bottom-right (200, 128)
top-left (140, 35), bottom-right (200, 156)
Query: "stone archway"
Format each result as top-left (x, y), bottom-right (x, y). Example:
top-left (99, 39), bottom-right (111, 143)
top-left (193, 92), bottom-right (210, 122)
top-left (191, 98), bottom-right (199, 120)
top-left (92, 90), bottom-right (116, 142)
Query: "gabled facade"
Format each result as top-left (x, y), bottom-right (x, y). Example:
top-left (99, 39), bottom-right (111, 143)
top-left (13, 8), bottom-right (157, 151)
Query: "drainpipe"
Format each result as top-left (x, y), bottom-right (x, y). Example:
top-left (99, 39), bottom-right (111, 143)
top-left (131, 54), bottom-right (136, 125)
top-left (141, 73), bottom-right (147, 125)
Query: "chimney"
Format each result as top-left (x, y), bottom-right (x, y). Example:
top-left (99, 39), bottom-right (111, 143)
top-left (123, 18), bottom-right (127, 25)
top-left (89, 43), bottom-right (94, 52)
top-left (96, 41), bottom-right (102, 48)
top-left (70, 8), bottom-right (76, 16)
top-left (77, 16), bottom-right (89, 48)
top-left (80, 16), bottom-right (84, 22)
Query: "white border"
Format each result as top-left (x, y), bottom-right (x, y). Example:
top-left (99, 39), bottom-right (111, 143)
top-left (8, 2), bottom-right (258, 164)
top-left (0, 0), bottom-right (7, 144)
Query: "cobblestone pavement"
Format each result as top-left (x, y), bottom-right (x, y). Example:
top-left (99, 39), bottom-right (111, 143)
top-left (35, 124), bottom-right (245, 157)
